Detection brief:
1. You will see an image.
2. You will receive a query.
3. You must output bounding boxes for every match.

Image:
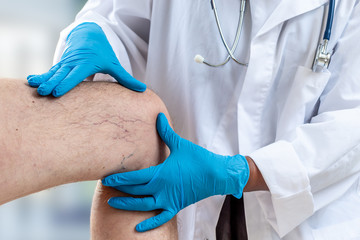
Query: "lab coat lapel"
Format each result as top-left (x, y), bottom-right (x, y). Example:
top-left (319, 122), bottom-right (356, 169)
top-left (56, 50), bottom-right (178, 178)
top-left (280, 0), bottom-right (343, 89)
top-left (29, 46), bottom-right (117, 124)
top-left (254, 0), bottom-right (328, 38)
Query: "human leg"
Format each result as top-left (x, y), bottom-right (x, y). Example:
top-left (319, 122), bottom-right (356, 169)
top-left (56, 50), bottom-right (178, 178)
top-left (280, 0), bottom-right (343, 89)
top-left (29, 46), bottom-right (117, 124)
top-left (90, 181), bottom-right (178, 240)
top-left (0, 78), bottom-right (176, 239)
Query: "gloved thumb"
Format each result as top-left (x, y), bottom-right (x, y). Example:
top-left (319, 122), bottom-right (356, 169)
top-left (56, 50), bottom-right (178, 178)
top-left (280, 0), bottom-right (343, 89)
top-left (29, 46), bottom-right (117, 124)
top-left (108, 65), bottom-right (146, 92)
top-left (136, 210), bottom-right (175, 232)
top-left (156, 113), bottom-right (180, 151)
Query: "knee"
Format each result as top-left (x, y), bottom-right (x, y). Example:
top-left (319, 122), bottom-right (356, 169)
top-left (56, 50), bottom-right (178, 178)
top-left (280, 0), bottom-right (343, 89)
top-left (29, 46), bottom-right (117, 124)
top-left (135, 88), bottom-right (171, 127)
top-left (113, 87), bottom-right (170, 172)
top-left (137, 89), bottom-right (171, 168)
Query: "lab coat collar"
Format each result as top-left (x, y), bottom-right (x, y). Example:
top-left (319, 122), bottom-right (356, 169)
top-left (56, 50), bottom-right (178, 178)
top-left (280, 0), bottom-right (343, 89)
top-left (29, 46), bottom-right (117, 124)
top-left (253, 0), bottom-right (328, 38)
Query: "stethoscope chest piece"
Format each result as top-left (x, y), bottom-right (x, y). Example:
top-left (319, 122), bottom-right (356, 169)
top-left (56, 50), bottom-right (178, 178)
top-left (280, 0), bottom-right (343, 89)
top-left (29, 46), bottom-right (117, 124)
top-left (312, 0), bottom-right (335, 72)
top-left (312, 39), bottom-right (332, 72)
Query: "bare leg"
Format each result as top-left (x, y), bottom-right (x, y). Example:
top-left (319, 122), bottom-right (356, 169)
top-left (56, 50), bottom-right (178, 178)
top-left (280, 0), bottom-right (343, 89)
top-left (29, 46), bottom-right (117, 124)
top-left (0, 78), bottom-right (177, 239)
top-left (90, 181), bottom-right (178, 240)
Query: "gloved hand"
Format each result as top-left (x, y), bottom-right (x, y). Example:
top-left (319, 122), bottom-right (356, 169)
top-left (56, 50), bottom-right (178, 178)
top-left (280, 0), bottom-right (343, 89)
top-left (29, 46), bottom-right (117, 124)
top-left (27, 22), bottom-right (146, 97)
top-left (101, 113), bottom-right (249, 232)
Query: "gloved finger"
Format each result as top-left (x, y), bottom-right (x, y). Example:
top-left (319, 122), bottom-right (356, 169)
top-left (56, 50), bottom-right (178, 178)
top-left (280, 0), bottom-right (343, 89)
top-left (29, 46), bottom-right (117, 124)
top-left (37, 66), bottom-right (72, 96)
top-left (108, 196), bottom-right (158, 211)
top-left (27, 64), bottom-right (61, 87)
top-left (136, 210), bottom-right (175, 232)
top-left (108, 65), bottom-right (146, 92)
top-left (102, 166), bottom-right (158, 186)
top-left (112, 184), bottom-right (151, 196)
top-left (52, 65), bottom-right (94, 97)
top-left (156, 113), bottom-right (181, 151)
top-left (27, 74), bottom-right (36, 79)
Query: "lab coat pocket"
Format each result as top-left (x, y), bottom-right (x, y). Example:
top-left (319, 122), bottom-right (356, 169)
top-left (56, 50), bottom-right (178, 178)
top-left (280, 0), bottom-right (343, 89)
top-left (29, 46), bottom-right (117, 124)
top-left (312, 218), bottom-right (360, 240)
top-left (276, 66), bottom-right (331, 140)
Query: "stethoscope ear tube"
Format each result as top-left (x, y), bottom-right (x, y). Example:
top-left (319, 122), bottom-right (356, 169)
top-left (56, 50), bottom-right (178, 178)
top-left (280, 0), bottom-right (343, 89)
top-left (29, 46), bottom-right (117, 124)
top-left (195, 0), bottom-right (248, 67)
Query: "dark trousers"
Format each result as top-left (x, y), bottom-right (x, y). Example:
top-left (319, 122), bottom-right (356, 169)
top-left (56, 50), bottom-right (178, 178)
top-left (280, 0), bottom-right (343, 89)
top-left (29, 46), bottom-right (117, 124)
top-left (216, 195), bottom-right (248, 240)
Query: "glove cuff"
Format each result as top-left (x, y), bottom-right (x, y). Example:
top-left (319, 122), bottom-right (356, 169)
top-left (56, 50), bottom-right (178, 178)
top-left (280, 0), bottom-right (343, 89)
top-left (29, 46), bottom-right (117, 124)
top-left (227, 154), bottom-right (250, 199)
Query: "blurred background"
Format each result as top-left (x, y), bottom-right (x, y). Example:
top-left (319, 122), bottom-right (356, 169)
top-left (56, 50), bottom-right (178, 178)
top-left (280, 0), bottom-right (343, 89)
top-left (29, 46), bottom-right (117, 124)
top-left (0, 0), bottom-right (99, 239)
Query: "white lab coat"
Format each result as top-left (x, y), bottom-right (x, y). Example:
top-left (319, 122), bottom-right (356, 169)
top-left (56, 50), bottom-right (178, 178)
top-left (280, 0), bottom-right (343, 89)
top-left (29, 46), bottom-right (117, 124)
top-left (54, 0), bottom-right (360, 239)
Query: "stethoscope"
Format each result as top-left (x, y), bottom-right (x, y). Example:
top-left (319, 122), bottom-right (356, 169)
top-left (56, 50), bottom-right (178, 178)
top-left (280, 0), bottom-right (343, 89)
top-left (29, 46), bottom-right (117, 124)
top-left (312, 0), bottom-right (335, 72)
top-left (195, 0), bottom-right (335, 72)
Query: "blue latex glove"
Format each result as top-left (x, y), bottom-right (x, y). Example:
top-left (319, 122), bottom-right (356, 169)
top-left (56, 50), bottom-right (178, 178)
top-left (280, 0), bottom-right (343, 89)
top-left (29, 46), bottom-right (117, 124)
top-left (27, 22), bottom-right (146, 97)
top-left (102, 113), bottom-right (249, 232)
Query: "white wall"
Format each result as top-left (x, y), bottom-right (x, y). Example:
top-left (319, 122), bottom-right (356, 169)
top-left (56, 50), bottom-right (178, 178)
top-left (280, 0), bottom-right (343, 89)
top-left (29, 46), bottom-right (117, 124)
top-left (0, 0), bottom-right (87, 78)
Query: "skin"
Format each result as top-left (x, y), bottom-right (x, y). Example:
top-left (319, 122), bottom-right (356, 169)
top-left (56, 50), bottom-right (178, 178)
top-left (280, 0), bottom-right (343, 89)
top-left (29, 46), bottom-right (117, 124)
top-left (0, 78), bottom-right (177, 239)
top-left (90, 181), bottom-right (178, 240)
top-left (244, 156), bottom-right (268, 192)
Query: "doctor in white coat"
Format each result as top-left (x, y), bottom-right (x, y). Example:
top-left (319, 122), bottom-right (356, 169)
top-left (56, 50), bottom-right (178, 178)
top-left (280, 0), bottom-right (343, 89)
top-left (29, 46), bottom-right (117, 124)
top-left (27, 0), bottom-right (360, 239)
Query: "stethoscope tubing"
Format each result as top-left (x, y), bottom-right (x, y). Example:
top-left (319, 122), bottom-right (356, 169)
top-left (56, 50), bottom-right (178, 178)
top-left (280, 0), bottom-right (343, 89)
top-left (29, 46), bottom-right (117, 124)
top-left (324, 0), bottom-right (335, 40)
top-left (209, 0), bottom-right (247, 66)
top-left (198, 0), bottom-right (335, 70)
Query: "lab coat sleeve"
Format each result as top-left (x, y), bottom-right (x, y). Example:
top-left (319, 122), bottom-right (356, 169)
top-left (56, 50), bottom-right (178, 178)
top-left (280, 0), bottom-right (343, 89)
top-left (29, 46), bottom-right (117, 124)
top-left (53, 0), bottom-right (152, 82)
top-left (249, 4), bottom-right (360, 237)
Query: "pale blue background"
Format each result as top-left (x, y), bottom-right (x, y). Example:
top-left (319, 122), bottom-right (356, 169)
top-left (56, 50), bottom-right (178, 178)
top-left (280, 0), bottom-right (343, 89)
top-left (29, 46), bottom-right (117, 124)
top-left (0, 1), bottom-right (101, 239)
